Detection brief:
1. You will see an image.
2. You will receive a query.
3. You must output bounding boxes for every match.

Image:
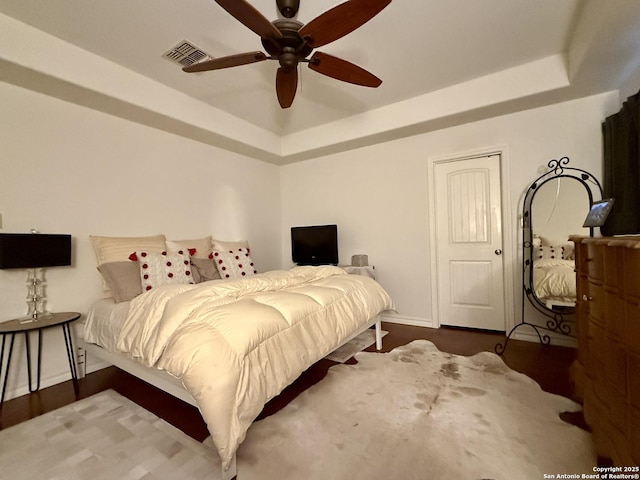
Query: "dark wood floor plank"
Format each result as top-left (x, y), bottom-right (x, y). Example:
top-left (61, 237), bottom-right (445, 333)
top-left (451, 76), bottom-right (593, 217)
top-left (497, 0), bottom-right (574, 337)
top-left (0, 323), bottom-right (577, 442)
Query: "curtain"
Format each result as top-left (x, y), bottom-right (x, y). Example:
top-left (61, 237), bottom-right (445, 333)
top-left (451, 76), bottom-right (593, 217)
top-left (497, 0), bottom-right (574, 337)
top-left (601, 89), bottom-right (640, 236)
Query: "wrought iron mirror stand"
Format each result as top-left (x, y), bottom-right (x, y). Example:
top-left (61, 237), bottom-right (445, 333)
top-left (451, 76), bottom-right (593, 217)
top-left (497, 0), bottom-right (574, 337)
top-left (495, 157), bottom-right (602, 354)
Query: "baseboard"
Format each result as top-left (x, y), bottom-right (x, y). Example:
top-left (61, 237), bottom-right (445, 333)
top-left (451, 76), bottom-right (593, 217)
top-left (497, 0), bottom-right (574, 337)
top-left (379, 313), bottom-right (435, 328)
top-left (511, 328), bottom-right (578, 348)
top-left (2, 369), bottom-right (72, 402)
top-left (2, 356), bottom-right (110, 402)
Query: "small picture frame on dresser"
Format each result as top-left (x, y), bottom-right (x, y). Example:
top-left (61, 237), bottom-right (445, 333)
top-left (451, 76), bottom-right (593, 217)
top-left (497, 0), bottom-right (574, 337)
top-left (582, 198), bottom-right (615, 227)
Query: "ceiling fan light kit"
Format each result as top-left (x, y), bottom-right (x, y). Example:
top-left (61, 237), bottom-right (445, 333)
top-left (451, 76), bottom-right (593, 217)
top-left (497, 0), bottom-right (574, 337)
top-left (182, 0), bottom-right (392, 108)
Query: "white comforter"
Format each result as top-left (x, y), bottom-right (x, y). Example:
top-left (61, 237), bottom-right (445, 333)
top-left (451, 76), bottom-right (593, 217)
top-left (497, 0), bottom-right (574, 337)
top-left (115, 266), bottom-right (394, 470)
top-left (532, 258), bottom-right (576, 301)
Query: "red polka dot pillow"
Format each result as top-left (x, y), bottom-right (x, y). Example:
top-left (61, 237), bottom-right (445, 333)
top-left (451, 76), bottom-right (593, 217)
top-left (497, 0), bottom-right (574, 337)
top-left (536, 245), bottom-right (574, 261)
top-left (129, 250), bottom-right (195, 291)
top-left (212, 247), bottom-right (257, 279)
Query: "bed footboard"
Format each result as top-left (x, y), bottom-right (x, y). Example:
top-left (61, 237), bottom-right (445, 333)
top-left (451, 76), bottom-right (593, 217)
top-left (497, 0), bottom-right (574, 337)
top-left (76, 337), bottom-right (198, 407)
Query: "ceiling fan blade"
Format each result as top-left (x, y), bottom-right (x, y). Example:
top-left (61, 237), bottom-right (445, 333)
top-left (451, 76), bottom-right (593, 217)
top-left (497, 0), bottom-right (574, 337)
top-left (214, 0), bottom-right (283, 39)
top-left (309, 52), bottom-right (381, 87)
top-left (299, 0), bottom-right (391, 48)
top-left (276, 67), bottom-right (298, 108)
top-left (182, 52), bottom-right (267, 73)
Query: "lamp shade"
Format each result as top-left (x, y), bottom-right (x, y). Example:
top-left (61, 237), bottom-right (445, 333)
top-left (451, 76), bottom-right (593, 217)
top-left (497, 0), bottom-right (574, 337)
top-left (0, 233), bottom-right (72, 269)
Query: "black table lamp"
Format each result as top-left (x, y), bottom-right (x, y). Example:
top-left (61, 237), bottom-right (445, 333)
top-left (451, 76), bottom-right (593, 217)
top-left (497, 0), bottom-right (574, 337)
top-left (0, 231), bottom-right (72, 321)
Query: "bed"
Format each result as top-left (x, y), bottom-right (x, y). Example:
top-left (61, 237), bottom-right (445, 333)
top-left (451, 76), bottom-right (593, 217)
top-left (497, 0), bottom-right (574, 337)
top-left (78, 235), bottom-right (395, 480)
top-left (532, 257), bottom-right (576, 309)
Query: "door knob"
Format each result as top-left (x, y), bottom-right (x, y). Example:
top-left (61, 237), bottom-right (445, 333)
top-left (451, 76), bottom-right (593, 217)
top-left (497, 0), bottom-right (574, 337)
top-left (494, 249), bottom-right (502, 255)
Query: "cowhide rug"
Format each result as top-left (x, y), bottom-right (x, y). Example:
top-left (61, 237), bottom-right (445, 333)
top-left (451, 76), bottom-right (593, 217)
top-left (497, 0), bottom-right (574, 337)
top-left (230, 339), bottom-right (596, 480)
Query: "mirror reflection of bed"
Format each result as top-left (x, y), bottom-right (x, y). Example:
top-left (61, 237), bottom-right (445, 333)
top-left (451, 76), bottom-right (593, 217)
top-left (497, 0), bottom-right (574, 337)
top-left (530, 177), bottom-right (590, 311)
top-left (496, 157), bottom-right (604, 354)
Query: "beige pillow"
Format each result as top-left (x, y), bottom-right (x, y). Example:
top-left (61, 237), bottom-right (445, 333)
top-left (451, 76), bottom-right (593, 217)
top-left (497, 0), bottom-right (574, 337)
top-left (167, 236), bottom-right (212, 259)
top-left (97, 261), bottom-right (142, 303)
top-left (212, 239), bottom-right (250, 252)
top-left (190, 257), bottom-right (222, 282)
top-left (90, 234), bottom-right (166, 296)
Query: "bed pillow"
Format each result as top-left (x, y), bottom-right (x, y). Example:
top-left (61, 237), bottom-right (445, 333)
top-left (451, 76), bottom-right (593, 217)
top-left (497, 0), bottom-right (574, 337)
top-left (190, 256), bottom-right (222, 282)
top-left (212, 239), bottom-right (250, 252)
top-left (536, 245), bottom-right (574, 261)
top-left (90, 234), bottom-right (167, 264)
top-left (560, 243), bottom-right (575, 260)
top-left (167, 236), bottom-right (212, 259)
top-left (212, 247), bottom-right (257, 279)
top-left (532, 234), bottom-right (542, 247)
top-left (90, 234), bottom-right (167, 297)
top-left (132, 250), bottom-right (195, 292)
top-left (97, 261), bottom-right (142, 303)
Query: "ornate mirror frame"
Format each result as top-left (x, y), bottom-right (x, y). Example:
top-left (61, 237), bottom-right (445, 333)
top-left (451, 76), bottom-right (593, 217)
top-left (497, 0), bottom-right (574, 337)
top-left (496, 157), bottom-right (603, 354)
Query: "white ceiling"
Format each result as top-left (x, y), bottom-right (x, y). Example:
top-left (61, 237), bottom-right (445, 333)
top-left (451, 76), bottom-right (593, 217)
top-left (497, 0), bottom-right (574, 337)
top-left (1, 0), bottom-right (639, 163)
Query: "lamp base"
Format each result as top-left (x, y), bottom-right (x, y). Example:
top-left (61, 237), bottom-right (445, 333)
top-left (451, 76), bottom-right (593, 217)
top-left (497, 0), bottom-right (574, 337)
top-left (25, 268), bottom-right (48, 321)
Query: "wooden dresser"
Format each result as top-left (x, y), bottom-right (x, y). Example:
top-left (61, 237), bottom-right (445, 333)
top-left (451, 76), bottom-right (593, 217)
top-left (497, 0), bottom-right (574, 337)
top-left (571, 236), bottom-right (640, 465)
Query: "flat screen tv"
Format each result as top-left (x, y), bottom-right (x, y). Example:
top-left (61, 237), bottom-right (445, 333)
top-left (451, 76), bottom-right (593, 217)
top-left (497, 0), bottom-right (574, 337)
top-left (291, 224), bottom-right (338, 266)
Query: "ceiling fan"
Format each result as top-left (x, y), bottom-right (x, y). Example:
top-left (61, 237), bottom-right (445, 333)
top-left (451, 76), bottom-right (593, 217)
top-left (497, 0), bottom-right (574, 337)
top-left (182, 0), bottom-right (392, 108)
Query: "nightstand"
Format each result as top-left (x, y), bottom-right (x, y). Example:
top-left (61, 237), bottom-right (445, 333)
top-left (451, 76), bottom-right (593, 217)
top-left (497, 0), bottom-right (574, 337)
top-left (0, 311), bottom-right (81, 407)
top-left (341, 265), bottom-right (376, 280)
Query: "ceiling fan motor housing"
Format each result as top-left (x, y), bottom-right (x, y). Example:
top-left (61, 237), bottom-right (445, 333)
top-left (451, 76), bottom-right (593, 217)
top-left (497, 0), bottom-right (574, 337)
top-left (261, 19), bottom-right (313, 66)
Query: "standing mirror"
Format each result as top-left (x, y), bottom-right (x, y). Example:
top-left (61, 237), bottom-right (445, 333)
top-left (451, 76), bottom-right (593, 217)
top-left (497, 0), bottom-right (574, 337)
top-left (496, 157), bottom-right (602, 353)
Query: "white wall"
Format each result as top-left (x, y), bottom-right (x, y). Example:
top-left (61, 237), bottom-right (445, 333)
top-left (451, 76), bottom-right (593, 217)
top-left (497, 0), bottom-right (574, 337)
top-left (280, 91), bottom-right (620, 330)
top-left (531, 177), bottom-right (591, 246)
top-left (0, 82), bottom-right (282, 400)
top-left (0, 81), bottom-right (624, 400)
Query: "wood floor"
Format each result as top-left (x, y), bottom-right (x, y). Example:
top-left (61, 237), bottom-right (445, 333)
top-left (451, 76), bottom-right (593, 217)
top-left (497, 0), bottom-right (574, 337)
top-left (0, 322), bottom-right (579, 442)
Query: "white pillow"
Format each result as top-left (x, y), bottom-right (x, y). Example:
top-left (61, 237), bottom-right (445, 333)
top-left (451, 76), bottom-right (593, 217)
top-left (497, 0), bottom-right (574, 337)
top-left (132, 250), bottom-right (195, 292)
top-left (536, 245), bottom-right (574, 261)
top-left (167, 236), bottom-right (212, 259)
top-left (532, 234), bottom-right (542, 247)
top-left (212, 247), bottom-right (257, 279)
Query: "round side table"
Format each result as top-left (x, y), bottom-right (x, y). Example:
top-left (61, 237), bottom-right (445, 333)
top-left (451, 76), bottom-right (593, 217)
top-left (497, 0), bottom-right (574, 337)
top-left (0, 311), bottom-right (81, 407)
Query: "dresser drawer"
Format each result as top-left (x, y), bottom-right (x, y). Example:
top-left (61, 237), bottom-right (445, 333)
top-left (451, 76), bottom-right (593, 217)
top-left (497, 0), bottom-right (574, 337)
top-left (604, 244), bottom-right (623, 289)
top-left (629, 352), bottom-right (640, 411)
top-left (605, 338), bottom-right (627, 395)
top-left (588, 282), bottom-right (605, 326)
top-left (587, 241), bottom-right (605, 282)
top-left (606, 290), bottom-right (626, 341)
top-left (631, 408), bottom-right (640, 463)
top-left (624, 247), bottom-right (640, 299)
top-left (603, 380), bottom-right (628, 435)
top-left (627, 301), bottom-right (640, 355)
top-left (588, 320), bottom-right (607, 381)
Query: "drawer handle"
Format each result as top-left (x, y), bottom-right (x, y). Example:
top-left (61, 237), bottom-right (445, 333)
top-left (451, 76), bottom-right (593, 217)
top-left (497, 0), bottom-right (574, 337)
top-left (582, 294), bottom-right (593, 302)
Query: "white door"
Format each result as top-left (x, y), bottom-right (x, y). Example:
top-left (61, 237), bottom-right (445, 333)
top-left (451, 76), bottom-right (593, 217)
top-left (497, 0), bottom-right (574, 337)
top-left (433, 154), bottom-right (506, 331)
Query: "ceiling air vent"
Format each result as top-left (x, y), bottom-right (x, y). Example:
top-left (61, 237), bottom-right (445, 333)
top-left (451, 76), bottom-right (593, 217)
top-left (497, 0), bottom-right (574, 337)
top-left (163, 40), bottom-right (213, 68)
